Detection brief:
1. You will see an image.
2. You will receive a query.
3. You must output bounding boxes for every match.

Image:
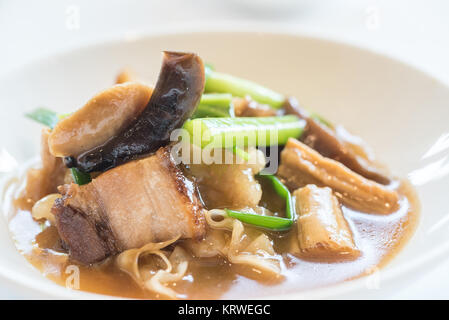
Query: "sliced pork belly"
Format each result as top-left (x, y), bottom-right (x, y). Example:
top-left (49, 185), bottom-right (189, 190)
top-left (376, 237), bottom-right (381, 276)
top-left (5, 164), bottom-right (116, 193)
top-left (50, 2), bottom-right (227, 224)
top-left (52, 147), bottom-right (206, 265)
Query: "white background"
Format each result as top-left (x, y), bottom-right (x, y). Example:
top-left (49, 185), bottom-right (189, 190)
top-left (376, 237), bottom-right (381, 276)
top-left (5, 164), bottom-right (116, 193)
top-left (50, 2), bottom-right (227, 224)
top-left (0, 0), bottom-right (448, 299)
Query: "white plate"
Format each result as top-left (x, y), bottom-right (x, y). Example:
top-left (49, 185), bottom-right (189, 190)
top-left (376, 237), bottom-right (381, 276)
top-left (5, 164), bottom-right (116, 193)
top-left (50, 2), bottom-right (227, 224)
top-left (0, 31), bottom-right (448, 299)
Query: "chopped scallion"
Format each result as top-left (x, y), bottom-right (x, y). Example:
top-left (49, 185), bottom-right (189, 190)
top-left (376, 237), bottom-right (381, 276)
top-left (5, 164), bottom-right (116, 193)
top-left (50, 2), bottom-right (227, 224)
top-left (225, 175), bottom-right (295, 231)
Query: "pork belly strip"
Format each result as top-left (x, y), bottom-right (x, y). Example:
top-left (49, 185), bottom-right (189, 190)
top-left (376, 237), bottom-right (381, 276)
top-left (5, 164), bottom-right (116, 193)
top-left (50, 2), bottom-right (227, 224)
top-left (52, 147), bottom-right (206, 264)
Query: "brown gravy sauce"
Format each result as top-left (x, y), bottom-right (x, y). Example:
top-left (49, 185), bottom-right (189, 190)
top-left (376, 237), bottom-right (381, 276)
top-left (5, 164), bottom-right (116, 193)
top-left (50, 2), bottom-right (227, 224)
top-left (7, 177), bottom-right (419, 299)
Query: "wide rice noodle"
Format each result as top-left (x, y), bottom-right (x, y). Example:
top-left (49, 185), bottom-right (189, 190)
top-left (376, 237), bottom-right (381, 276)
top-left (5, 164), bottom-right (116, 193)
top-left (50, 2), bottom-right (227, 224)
top-left (203, 209), bottom-right (282, 278)
top-left (116, 236), bottom-right (190, 299)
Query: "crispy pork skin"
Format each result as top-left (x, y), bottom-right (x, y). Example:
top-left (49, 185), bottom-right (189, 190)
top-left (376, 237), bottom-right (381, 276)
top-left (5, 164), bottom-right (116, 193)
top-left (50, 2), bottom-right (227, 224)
top-left (294, 185), bottom-right (359, 260)
top-left (284, 97), bottom-right (390, 185)
top-left (278, 138), bottom-right (399, 214)
top-left (53, 147), bottom-right (206, 265)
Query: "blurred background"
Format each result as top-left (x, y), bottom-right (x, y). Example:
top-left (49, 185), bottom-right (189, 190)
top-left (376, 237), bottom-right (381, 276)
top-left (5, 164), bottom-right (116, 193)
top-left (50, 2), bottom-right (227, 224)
top-left (1, 0), bottom-right (449, 84)
top-left (1, 0), bottom-right (449, 299)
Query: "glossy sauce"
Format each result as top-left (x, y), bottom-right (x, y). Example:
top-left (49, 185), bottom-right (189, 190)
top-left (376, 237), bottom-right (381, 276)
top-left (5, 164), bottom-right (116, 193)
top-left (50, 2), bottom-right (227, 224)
top-left (8, 176), bottom-right (419, 300)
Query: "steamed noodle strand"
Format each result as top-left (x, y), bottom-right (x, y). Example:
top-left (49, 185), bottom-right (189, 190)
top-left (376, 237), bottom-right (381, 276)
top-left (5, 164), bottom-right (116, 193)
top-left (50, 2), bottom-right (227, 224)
top-left (145, 246), bottom-right (190, 299)
top-left (204, 209), bottom-right (283, 278)
top-left (116, 236), bottom-right (190, 299)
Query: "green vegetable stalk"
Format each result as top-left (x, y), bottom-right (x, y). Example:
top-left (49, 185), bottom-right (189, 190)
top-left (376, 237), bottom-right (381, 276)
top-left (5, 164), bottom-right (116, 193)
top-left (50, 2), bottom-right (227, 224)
top-left (192, 93), bottom-right (235, 119)
top-left (232, 145), bottom-right (250, 161)
top-left (70, 168), bottom-right (92, 185)
top-left (205, 65), bottom-right (285, 109)
top-left (226, 175), bottom-right (295, 231)
top-left (183, 115), bottom-right (306, 149)
top-left (199, 93), bottom-right (233, 108)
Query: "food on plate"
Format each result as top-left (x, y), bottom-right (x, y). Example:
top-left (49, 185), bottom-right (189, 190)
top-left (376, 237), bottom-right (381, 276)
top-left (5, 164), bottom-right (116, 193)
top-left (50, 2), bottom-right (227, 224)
top-left (8, 51), bottom-right (419, 299)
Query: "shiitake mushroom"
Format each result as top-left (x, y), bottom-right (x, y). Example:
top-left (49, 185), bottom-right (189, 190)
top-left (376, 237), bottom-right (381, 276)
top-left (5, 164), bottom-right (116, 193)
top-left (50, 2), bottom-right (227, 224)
top-left (67, 51), bottom-right (205, 173)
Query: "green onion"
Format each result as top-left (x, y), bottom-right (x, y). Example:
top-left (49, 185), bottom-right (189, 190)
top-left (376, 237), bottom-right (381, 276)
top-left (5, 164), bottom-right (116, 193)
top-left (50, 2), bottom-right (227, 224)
top-left (204, 65), bottom-right (285, 109)
top-left (232, 145), bottom-right (250, 161)
top-left (225, 175), bottom-right (295, 231)
top-left (183, 115), bottom-right (306, 149)
top-left (192, 105), bottom-right (231, 118)
top-left (71, 168), bottom-right (92, 185)
top-left (26, 108), bottom-right (60, 129)
top-left (200, 93), bottom-right (233, 108)
top-left (225, 211), bottom-right (293, 231)
top-left (26, 108), bottom-right (92, 185)
top-left (192, 93), bottom-right (235, 119)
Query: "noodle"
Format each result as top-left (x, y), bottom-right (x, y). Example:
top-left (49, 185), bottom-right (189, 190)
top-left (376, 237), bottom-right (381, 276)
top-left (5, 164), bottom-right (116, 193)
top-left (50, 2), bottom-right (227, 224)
top-left (116, 236), bottom-right (190, 299)
top-left (203, 209), bottom-right (283, 278)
